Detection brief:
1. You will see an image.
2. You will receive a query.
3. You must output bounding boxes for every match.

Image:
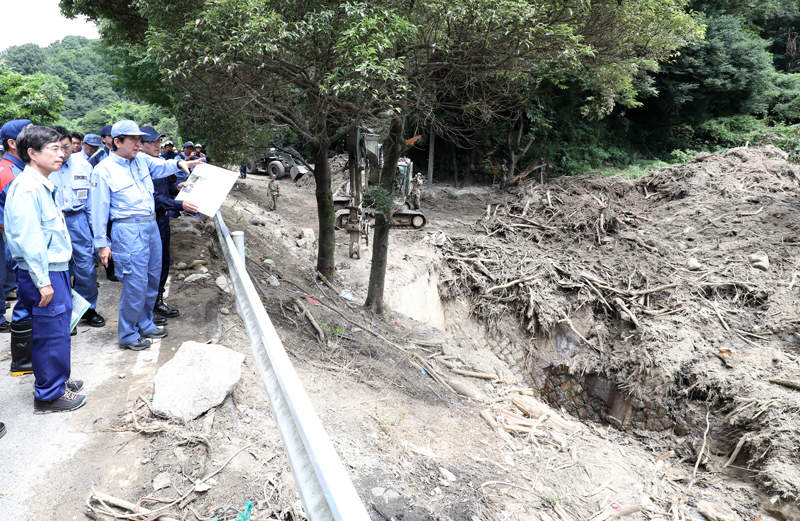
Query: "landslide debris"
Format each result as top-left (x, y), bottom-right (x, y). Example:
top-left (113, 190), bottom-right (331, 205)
top-left (438, 145), bottom-right (800, 497)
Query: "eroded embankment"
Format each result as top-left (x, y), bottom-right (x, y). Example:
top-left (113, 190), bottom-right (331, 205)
top-left (438, 146), bottom-right (800, 498)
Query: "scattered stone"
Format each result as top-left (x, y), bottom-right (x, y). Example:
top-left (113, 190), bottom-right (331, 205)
top-left (686, 258), bottom-right (702, 271)
top-left (747, 251), bottom-right (769, 271)
top-left (178, 273), bottom-right (185, 280)
top-left (118, 374), bottom-right (126, 379)
top-left (220, 307), bottom-right (230, 315)
top-left (296, 238), bottom-right (309, 248)
top-left (431, 487), bottom-right (441, 496)
top-left (439, 467), bottom-right (457, 482)
top-left (152, 341), bottom-right (245, 423)
top-left (250, 219), bottom-right (267, 226)
top-left (384, 489), bottom-right (400, 500)
top-left (764, 500), bottom-right (800, 521)
top-left (447, 379), bottom-right (484, 401)
top-left (267, 275), bottom-right (280, 287)
top-left (696, 500), bottom-right (740, 521)
top-left (184, 273), bottom-right (211, 283)
top-left (196, 265), bottom-right (209, 274)
top-left (175, 262), bottom-right (188, 270)
top-left (371, 487), bottom-right (385, 498)
top-left (216, 275), bottom-right (232, 293)
top-left (153, 472), bottom-right (171, 491)
top-left (194, 482), bottom-right (212, 492)
top-left (300, 228), bottom-right (316, 241)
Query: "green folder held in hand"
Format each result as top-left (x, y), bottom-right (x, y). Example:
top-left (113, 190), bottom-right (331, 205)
top-left (70, 289), bottom-right (90, 332)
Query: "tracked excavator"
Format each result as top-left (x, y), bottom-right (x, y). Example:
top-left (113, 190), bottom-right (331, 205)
top-left (334, 129), bottom-right (427, 258)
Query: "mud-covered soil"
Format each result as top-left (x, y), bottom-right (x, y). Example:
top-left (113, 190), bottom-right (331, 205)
top-left (3, 148), bottom-right (796, 521)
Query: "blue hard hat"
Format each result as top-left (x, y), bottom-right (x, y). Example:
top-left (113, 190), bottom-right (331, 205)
top-left (138, 126), bottom-right (166, 142)
top-left (0, 119), bottom-right (33, 141)
top-left (100, 125), bottom-right (113, 137)
top-left (83, 134), bottom-right (102, 146)
top-left (111, 120), bottom-right (148, 139)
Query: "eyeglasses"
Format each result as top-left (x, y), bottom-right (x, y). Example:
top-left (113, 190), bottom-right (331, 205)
top-left (43, 144), bottom-right (70, 153)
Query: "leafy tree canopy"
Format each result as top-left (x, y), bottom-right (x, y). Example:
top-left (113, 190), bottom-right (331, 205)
top-left (0, 64), bottom-right (67, 124)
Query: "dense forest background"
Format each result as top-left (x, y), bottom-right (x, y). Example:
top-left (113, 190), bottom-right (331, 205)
top-left (0, 36), bottom-right (178, 141)
top-left (4, 1), bottom-right (800, 181)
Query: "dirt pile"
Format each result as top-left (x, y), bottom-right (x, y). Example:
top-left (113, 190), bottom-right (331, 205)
top-left (439, 145), bottom-right (800, 498)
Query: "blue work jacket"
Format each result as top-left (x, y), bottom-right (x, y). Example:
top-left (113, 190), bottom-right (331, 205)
top-left (5, 166), bottom-right (72, 287)
top-left (91, 152), bottom-right (183, 249)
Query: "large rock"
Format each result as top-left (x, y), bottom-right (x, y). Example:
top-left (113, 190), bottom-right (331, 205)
top-left (152, 341), bottom-right (245, 423)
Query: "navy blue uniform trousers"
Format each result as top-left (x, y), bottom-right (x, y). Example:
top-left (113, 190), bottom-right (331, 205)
top-left (156, 215), bottom-right (171, 293)
top-left (17, 269), bottom-right (72, 401)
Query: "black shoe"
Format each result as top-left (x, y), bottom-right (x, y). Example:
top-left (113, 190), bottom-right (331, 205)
top-left (154, 291), bottom-right (180, 318)
top-left (4, 302), bottom-right (9, 309)
top-left (105, 269), bottom-right (119, 282)
top-left (143, 327), bottom-right (168, 339)
top-left (5, 289), bottom-right (16, 301)
top-left (80, 309), bottom-right (106, 328)
top-left (0, 422), bottom-right (5, 439)
top-left (65, 378), bottom-right (84, 393)
top-left (0, 321), bottom-right (10, 333)
top-left (119, 337), bottom-right (151, 351)
top-left (70, 327), bottom-right (77, 336)
top-left (34, 390), bottom-right (86, 414)
top-left (153, 314), bottom-right (168, 326)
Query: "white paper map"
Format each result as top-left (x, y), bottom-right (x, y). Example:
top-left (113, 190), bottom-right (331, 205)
top-left (175, 163), bottom-right (240, 217)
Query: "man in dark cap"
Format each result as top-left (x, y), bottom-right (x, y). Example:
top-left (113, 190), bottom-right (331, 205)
top-left (0, 120), bottom-right (31, 366)
top-left (140, 126), bottom-right (195, 319)
top-left (87, 125), bottom-right (113, 168)
top-left (78, 134), bottom-right (101, 162)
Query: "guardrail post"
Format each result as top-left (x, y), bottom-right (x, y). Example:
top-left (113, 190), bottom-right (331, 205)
top-left (231, 230), bottom-right (246, 264)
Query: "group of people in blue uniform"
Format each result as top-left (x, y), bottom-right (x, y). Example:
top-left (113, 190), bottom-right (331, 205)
top-left (0, 119), bottom-right (200, 424)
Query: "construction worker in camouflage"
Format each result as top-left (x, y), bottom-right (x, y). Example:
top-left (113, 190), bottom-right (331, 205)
top-left (409, 172), bottom-right (423, 210)
top-left (267, 175), bottom-right (280, 211)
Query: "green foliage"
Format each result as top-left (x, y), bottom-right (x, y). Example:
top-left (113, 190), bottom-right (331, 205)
top-left (0, 64), bottom-right (67, 124)
top-left (1, 37), bottom-right (122, 121)
top-left (70, 100), bottom-right (173, 136)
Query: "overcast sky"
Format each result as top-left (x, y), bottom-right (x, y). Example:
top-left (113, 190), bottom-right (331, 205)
top-left (1, 0), bottom-right (99, 53)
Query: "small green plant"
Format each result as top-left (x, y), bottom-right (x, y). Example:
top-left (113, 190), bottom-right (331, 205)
top-left (542, 494), bottom-right (560, 509)
top-left (446, 192), bottom-right (458, 200)
top-left (670, 149), bottom-right (701, 164)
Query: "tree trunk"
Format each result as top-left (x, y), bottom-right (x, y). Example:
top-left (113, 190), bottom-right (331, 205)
top-left (450, 141), bottom-right (458, 187)
top-left (427, 120), bottom-right (435, 191)
top-left (460, 143), bottom-right (477, 187)
top-left (311, 139), bottom-right (336, 276)
top-left (364, 116), bottom-right (405, 313)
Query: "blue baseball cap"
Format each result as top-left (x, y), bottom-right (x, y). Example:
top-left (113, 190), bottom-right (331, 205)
top-left (182, 141), bottom-right (194, 148)
top-left (1, 119), bottom-right (33, 141)
top-left (100, 125), bottom-right (112, 136)
top-left (83, 134), bottom-right (102, 146)
top-left (111, 120), bottom-right (148, 139)
top-left (139, 126), bottom-right (166, 142)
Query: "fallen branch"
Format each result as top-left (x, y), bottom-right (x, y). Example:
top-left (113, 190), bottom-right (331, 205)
top-left (484, 274), bottom-right (537, 294)
top-left (558, 315), bottom-right (599, 353)
top-left (88, 443), bottom-right (254, 520)
top-left (451, 368), bottom-right (497, 380)
top-left (294, 298), bottom-right (325, 341)
top-left (613, 298), bottom-right (641, 329)
top-left (692, 410), bottom-right (710, 484)
top-left (769, 378), bottom-right (800, 391)
top-left (722, 434), bottom-right (748, 469)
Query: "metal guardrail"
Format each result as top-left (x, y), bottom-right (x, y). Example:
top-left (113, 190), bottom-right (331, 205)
top-left (214, 211), bottom-right (370, 521)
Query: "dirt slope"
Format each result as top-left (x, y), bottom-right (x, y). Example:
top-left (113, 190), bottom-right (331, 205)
top-left (440, 145), bottom-right (800, 500)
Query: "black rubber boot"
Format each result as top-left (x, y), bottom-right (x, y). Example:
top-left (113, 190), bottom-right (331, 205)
top-left (154, 292), bottom-right (180, 318)
top-left (10, 319), bottom-right (32, 377)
